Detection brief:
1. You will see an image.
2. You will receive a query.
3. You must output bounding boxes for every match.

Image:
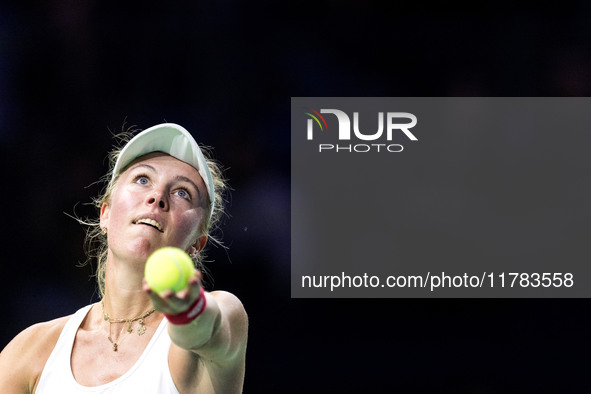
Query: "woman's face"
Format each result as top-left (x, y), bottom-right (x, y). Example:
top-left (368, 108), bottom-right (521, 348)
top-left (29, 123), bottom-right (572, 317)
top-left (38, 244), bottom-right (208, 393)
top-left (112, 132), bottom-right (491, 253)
top-left (100, 152), bottom-right (208, 263)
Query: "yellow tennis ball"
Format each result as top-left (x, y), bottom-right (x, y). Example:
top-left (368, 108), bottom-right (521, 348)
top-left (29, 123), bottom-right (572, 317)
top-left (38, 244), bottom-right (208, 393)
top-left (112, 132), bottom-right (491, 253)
top-left (145, 247), bottom-right (195, 294)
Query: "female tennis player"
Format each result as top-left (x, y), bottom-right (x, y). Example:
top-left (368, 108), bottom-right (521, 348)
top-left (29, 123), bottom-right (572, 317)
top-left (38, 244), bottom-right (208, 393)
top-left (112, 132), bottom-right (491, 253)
top-left (0, 123), bottom-right (248, 393)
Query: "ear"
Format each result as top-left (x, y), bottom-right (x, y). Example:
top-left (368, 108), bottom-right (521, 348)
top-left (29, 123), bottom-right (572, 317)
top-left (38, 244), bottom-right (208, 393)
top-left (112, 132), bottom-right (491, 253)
top-left (100, 203), bottom-right (110, 230)
top-left (193, 235), bottom-right (208, 252)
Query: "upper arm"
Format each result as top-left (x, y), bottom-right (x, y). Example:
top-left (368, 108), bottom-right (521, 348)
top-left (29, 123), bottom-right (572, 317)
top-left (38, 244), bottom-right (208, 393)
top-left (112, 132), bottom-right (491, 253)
top-left (0, 328), bottom-right (33, 393)
top-left (0, 318), bottom-right (67, 394)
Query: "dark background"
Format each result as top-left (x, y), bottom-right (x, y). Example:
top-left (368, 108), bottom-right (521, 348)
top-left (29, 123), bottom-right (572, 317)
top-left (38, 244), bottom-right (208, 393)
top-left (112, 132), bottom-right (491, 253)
top-left (1, 2), bottom-right (590, 393)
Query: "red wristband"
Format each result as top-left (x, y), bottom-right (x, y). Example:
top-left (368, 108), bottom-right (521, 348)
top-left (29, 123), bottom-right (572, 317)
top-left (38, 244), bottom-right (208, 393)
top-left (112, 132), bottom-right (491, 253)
top-left (164, 287), bottom-right (207, 325)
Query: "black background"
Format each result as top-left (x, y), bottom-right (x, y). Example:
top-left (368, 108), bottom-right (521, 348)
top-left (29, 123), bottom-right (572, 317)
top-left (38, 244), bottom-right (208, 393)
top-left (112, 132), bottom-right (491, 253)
top-left (1, 2), bottom-right (590, 393)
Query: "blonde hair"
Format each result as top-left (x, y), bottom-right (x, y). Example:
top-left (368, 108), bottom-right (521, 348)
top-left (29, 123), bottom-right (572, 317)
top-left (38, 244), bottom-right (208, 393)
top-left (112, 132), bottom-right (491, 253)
top-left (81, 127), bottom-right (228, 297)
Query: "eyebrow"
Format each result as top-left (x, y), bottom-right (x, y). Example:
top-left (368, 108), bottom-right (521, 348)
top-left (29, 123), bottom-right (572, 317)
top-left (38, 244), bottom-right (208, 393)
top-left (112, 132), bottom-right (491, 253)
top-left (129, 163), bottom-right (203, 199)
top-left (130, 163), bottom-right (156, 173)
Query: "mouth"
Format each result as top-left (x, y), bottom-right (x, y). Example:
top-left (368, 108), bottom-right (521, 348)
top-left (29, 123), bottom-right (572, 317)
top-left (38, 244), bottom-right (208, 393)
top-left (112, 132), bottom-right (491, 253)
top-left (134, 218), bottom-right (163, 232)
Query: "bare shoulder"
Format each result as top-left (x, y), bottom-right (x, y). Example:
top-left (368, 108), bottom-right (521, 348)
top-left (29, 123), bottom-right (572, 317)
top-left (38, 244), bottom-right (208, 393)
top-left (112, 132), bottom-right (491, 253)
top-left (0, 316), bottom-right (70, 393)
top-left (210, 290), bottom-right (247, 312)
top-left (210, 290), bottom-right (248, 331)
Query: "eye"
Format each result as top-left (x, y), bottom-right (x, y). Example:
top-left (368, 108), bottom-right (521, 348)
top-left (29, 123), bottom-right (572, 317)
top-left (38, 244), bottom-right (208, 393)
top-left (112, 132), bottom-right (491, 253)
top-left (174, 188), bottom-right (192, 200)
top-left (134, 174), bottom-right (150, 185)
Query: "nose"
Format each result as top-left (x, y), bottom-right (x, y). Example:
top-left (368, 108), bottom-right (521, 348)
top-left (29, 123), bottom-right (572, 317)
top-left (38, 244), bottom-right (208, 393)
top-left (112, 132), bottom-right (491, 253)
top-left (146, 191), bottom-right (168, 210)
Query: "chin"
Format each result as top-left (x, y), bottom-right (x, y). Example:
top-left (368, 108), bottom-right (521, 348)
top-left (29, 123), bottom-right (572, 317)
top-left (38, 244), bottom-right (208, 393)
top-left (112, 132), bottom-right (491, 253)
top-left (123, 239), bottom-right (163, 260)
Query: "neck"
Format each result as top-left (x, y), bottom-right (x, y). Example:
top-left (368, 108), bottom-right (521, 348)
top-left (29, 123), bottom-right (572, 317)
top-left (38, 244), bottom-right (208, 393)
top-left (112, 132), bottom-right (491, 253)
top-left (102, 250), bottom-right (155, 318)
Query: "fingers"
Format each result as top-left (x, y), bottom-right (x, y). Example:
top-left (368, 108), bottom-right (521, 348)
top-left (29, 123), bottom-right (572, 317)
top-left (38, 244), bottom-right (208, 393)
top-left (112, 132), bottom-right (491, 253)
top-left (143, 271), bottom-right (203, 315)
top-left (174, 270), bottom-right (202, 299)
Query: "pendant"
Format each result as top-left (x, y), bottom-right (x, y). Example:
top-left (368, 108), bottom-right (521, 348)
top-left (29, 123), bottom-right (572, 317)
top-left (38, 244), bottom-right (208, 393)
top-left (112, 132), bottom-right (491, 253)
top-left (137, 319), bottom-right (146, 336)
top-left (108, 336), bottom-right (118, 351)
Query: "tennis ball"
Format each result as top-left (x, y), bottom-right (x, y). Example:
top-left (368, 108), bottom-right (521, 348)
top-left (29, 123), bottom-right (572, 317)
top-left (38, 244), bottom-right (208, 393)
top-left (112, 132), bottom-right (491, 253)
top-left (145, 247), bottom-right (195, 294)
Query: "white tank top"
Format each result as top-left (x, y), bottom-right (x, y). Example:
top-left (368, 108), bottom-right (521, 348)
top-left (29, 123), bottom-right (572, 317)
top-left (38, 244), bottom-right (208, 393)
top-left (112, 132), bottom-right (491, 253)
top-left (35, 304), bottom-right (180, 394)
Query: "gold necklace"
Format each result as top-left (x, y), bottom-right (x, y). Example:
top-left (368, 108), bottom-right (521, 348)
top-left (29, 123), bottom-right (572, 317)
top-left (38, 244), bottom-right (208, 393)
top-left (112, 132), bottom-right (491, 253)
top-left (100, 300), bottom-right (156, 351)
